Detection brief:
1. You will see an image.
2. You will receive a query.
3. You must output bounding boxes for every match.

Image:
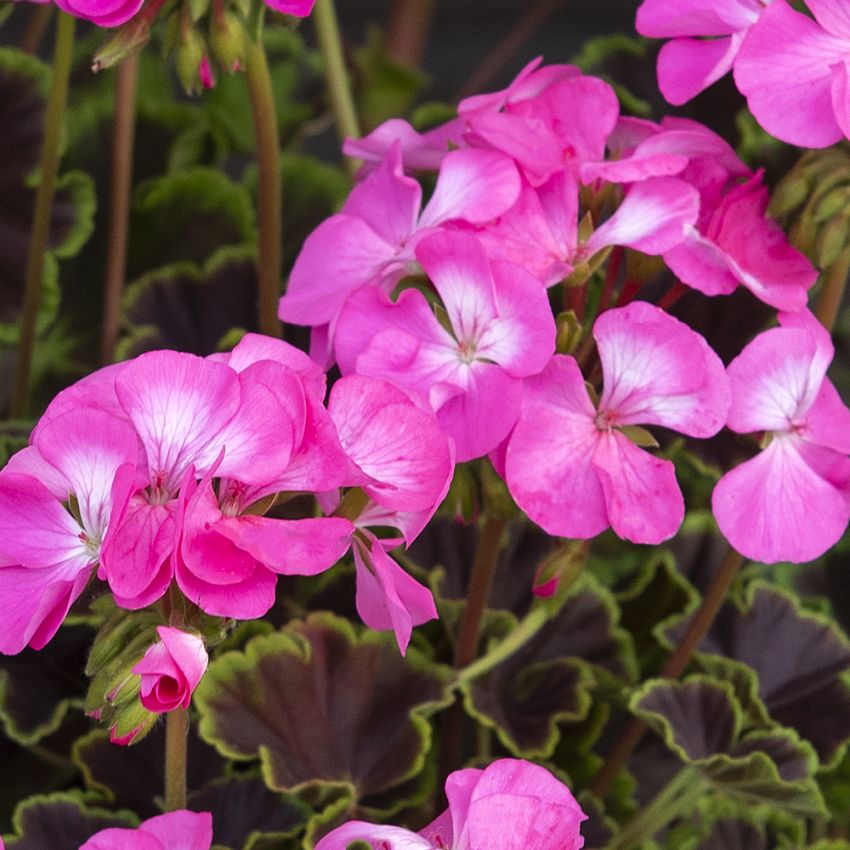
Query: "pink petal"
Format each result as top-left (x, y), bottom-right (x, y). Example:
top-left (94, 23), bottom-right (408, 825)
top-left (214, 515), bottom-right (353, 575)
top-left (505, 356), bottom-right (608, 538)
top-left (587, 177), bottom-right (699, 256)
top-left (656, 34), bottom-right (741, 105)
top-left (734, 0), bottom-right (847, 147)
top-left (278, 215), bottom-right (396, 326)
top-left (353, 535), bottom-right (437, 654)
top-left (133, 627), bottom-right (208, 712)
top-left (115, 351), bottom-right (242, 491)
top-left (808, 0), bottom-right (850, 38)
top-left (418, 149), bottom-right (521, 228)
top-left (262, 0), bottom-right (315, 15)
top-left (713, 437), bottom-right (850, 563)
top-left (831, 60), bottom-right (850, 140)
top-left (636, 0), bottom-right (760, 37)
top-left (805, 379), bottom-right (850, 453)
top-left (79, 830), bottom-right (162, 850)
top-left (343, 118), bottom-right (465, 172)
top-left (316, 822), bottom-right (433, 850)
top-left (140, 811), bottom-right (213, 850)
top-left (595, 302), bottom-right (730, 437)
top-left (328, 375), bottom-right (453, 511)
top-left (592, 430), bottom-right (685, 544)
top-left (55, 0), bottom-right (143, 27)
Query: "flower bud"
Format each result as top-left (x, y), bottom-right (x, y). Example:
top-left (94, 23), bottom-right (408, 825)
top-left (176, 28), bottom-right (207, 95)
top-left (132, 627), bottom-right (209, 713)
top-left (209, 10), bottom-right (245, 72)
top-left (92, 17), bottom-right (151, 72)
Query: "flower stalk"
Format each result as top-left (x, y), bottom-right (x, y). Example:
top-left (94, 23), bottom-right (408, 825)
top-left (11, 11), bottom-right (76, 418)
top-left (164, 707), bottom-right (189, 811)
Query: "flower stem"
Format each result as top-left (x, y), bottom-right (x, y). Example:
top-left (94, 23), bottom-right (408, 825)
top-left (164, 708), bottom-right (189, 811)
top-left (591, 546), bottom-right (744, 799)
top-left (11, 11), bottom-right (75, 418)
top-left (385, 0), bottom-right (434, 67)
top-left (313, 0), bottom-right (360, 172)
top-left (816, 244), bottom-right (850, 333)
top-left (101, 53), bottom-right (140, 365)
top-left (439, 513), bottom-right (507, 778)
top-left (244, 19), bottom-right (283, 338)
top-left (608, 768), bottom-right (705, 850)
top-left (21, 3), bottom-right (53, 55)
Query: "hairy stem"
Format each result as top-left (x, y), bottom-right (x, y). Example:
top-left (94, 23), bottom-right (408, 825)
top-left (816, 244), bottom-right (850, 333)
top-left (385, 0), bottom-right (434, 68)
top-left (164, 708), bottom-right (189, 811)
top-left (313, 0), bottom-right (360, 171)
top-left (11, 12), bottom-right (75, 418)
top-left (101, 54), bottom-right (140, 365)
top-left (439, 513), bottom-right (507, 778)
top-left (591, 546), bottom-right (744, 799)
top-left (244, 23), bottom-right (283, 337)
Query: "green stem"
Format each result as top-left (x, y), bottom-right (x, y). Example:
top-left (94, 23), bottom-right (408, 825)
top-left (11, 11), bottom-right (75, 418)
top-left (164, 708), bottom-right (189, 811)
top-left (608, 769), bottom-right (705, 850)
top-left (456, 605), bottom-right (548, 685)
top-left (591, 546), bottom-right (744, 800)
top-left (439, 513), bottom-right (507, 779)
top-left (101, 53), bottom-right (140, 365)
top-left (816, 244), bottom-right (850, 333)
top-left (313, 0), bottom-right (360, 172)
top-left (244, 22), bottom-right (283, 338)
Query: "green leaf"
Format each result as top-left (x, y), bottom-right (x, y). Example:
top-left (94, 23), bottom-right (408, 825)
top-left (4, 793), bottom-right (137, 850)
top-left (665, 581), bottom-right (850, 763)
top-left (195, 613), bottom-right (453, 815)
top-left (117, 246), bottom-right (258, 360)
top-left (632, 677), bottom-right (825, 816)
top-left (0, 624), bottom-right (90, 745)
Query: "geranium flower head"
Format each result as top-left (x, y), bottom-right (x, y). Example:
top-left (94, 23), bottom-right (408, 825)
top-left (80, 811), bottom-right (213, 850)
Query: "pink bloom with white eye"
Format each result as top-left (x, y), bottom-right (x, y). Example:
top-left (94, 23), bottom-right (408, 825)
top-left (506, 302), bottom-right (730, 544)
top-left (713, 311), bottom-right (850, 563)
top-left (636, 0), bottom-right (773, 106)
top-left (735, 0), bottom-right (850, 147)
top-left (278, 143), bottom-right (521, 337)
top-left (100, 350), bottom-right (316, 610)
top-left (132, 626), bottom-right (208, 713)
top-left (80, 811), bottom-right (213, 850)
top-left (315, 758), bottom-right (586, 850)
top-left (663, 171), bottom-right (817, 311)
top-left (0, 408), bottom-right (140, 654)
top-left (334, 230), bottom-right (556, 462)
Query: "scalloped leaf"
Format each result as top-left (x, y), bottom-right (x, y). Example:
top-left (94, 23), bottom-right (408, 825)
top-left (632, 677), bottom-right (824, 815)
top-left (460, 575), bottom-right (636, 757)
top-left (73, 726), bottom-right (225, 818)
top-left (666, 582), bottom-right (850, 762)
top-left (3, 793), bottom-right (136, 850)
top-left (0, 623), bottom-right (90, 745)
top-left (188, 775), bottom-right (307, 850)
top-left (128, 167), bottom-right (255, 277)
top-left (195, 613), bottom-right (453, 815)
top-left (117, 246), bottom-right (259, 360)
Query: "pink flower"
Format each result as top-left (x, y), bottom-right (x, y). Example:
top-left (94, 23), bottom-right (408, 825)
top-left (132, 626), bottom-right (208, 713)
top-left (334, 230), bottom-right (555, 461)
top-left (80, 811), bottom-right (213, 850)
top-left (735, 0), bottom-right (850, 147)
top-left (0, 408), bottom-right (139, 654)
top-left (315, 758), bottom-right (586, 850)
top-left (505, 302), bottom-right (729, 544)
top-left (713, 311), bottom-right (850, 563)
top-left (636, 0), bottom-right (773, 105)
top-left (53, 0), bottom-right (144, 27)
top-left (262, 0), bottom-right (315, 15)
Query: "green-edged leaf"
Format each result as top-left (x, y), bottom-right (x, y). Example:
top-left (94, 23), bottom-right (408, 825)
top-left (461, 575), bottom-right (635, 757)
top-left (73, 726), bottom-right (225, 818)
top-left (0, 623), bottom-right (90, 745)
top-left (666, 582), bottom-right (850, 762)
top-left (819, 744), bottom-right (850, 831)
top-left (117, 246), bottom-right (258, 360)
top-left (129, 167), bottom-right (254, 276)
top-left (632, 677), bottom-right (825, 815)
top-left (4, 793), bottom-right (137, 850)
top-left (188, 775), bottom-right (307, 850)
top-left (195, 613), bottom-right (453, 814)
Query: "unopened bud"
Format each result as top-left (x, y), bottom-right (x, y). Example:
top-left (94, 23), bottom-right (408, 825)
top-left (532, 541), bottom-right (585, 600)
top-left (767, 171), bottom-right (811, 218)
top-left (555, 310), bottom-right (582, 355)
top-left (817, 215), bottom-right (850, 269)
top-left (210, 10), bottom-right (245, 72)
top-left (92, 18), bottom-right (151, 72)
top-left (176, 27), bottom-right (206, 95)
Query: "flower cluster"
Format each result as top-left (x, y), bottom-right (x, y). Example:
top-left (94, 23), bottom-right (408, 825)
top-left (0, 334), bottom-right (453, 658)
top-left (280, 58), bottom-right (848, 562)
top-left (637, 0), bottom-right (850, 148)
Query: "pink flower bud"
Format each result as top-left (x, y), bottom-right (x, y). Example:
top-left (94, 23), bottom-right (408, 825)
top-left (132, 627), bottom-right (208, 713)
